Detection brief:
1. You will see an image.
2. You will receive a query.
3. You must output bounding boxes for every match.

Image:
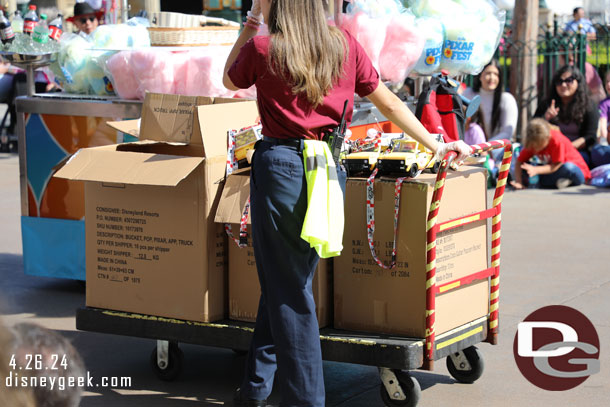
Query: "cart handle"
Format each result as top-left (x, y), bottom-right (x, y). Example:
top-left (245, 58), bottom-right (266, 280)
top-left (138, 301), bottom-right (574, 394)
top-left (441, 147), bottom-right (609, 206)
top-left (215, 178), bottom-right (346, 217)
top-left (423, 139), bottom-right (512, 368)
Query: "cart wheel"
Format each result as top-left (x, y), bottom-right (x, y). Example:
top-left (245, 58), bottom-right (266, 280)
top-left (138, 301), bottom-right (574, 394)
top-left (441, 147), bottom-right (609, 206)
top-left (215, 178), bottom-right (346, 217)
top-left (150, 343), bottom-right (183, 381)
top-left (446, 346), bottom-right (484, 384)
top-left (380, 370), bottom-right (421, 407)
top-left (408, 164), bottom-right (418, 178)
top-left (431, 161), bottom-right (441, 174)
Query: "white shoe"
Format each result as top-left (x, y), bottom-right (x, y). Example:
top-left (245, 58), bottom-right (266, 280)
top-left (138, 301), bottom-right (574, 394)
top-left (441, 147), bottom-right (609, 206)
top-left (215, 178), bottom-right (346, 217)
top-left (556, 178), bottom-right (571, 189)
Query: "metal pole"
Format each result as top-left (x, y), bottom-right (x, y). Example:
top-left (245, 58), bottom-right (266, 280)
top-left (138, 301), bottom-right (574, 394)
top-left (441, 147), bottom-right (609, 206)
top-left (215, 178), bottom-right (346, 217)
top-left (26, 65), bottom-right (35, 97)
top-left (121, 0), bottom-right (129, 23)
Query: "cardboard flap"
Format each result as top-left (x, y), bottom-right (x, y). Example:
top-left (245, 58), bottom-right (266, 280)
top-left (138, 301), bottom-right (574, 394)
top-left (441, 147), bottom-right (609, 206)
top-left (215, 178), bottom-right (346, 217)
top-left (215, 172), bottom-right (251, 224)
top-left (140, 93), bottom-right (214, 143)
top-left (107, 119), bottom-right (141, 137)
top-left (54, 146), bottom-right (205, 187)
top-left (193, 101), bottom-right (259, 157)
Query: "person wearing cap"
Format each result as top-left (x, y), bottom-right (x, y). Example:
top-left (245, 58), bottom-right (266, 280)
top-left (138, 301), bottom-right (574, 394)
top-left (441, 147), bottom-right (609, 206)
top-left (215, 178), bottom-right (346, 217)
top-left (67, 1), bottom-right (104, 36)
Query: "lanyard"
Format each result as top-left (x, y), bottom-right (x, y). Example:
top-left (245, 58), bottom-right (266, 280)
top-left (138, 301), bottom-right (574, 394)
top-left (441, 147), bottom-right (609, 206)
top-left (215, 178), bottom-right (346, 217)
top-left (365, 168), bottom-right (409, 269)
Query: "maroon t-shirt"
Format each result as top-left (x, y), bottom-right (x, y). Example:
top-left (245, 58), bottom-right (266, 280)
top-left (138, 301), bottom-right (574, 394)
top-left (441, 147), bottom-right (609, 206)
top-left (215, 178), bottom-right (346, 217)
top-left (518, 128), bottom-right (591, 180)
top-left (228, 29), bottom-right (379, 140)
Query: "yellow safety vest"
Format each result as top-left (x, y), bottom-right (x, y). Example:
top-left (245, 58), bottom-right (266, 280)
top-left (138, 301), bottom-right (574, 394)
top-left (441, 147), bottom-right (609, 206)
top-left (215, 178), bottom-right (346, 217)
top-left (301, 140), bottom-right (344, 258)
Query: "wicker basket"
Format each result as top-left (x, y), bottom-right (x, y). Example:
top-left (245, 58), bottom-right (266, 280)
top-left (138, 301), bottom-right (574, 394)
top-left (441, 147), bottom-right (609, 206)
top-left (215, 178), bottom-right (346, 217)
top-left (147, 26), bottom-right (239, 46)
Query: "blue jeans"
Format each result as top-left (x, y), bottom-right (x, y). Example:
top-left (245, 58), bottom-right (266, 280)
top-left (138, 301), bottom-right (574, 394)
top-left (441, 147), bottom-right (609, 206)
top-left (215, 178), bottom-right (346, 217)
top-left (591, 143), bottom-right (610, 168)
top-left (523, 161), bottom-right (585, 188)
top-left (243, 140), bottom-right (325, 406)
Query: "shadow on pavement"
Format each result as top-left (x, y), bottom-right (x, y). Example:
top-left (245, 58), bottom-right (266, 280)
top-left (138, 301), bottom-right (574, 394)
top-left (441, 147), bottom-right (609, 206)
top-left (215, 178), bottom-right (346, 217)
top-left (0, 252), bottom-right (85, 319)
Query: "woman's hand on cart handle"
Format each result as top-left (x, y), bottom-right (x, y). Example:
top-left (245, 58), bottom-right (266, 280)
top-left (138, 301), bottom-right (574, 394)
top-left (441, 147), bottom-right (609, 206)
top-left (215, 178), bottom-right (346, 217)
top-left (434, 140), bottom-right (471, 164)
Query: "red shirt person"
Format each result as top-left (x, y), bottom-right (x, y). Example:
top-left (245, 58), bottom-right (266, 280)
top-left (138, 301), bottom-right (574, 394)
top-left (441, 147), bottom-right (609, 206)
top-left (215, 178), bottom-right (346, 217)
top-left (228, 30), bottom-right (379, 140)
top-left (221, 1), bottom-right (470, 406)
top-left (513, 119), bottom-right (590, 190)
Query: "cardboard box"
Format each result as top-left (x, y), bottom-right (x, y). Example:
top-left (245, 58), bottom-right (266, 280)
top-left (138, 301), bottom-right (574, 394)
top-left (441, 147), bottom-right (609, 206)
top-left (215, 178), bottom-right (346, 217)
top-left (215, 173), bottom-right (332, 328)
top-left (334, 167), bottom-right (489, 337)
top-left (54, 93), bottom-right (259, 322)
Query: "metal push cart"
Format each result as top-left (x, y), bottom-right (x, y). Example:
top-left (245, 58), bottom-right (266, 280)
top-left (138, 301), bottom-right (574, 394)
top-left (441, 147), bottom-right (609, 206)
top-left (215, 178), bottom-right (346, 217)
top-left (75, 140), bottom-right (511, 406)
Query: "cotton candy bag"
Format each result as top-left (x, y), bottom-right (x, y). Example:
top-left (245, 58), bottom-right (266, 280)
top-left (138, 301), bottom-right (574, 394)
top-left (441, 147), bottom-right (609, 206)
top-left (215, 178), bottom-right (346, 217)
top-left (413, 17), bottom-right (444, 75)
top-left (105, 51), bottom-right (139, 99)
top-left (379, 11), bottom-right (424, 84)
top-left (410, 0), bottom-right (505, 76)
top-left (52, 33), bottom-right (93, 93)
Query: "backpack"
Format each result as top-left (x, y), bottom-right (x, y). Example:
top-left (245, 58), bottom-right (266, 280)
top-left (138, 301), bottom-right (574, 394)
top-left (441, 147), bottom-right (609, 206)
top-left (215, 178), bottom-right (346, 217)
top-left (415, 74), bottom-right (467, 142)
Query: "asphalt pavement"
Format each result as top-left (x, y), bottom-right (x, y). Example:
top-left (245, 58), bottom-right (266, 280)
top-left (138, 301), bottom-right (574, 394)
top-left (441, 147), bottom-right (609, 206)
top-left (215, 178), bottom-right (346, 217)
top-left (1, 152), bottom-right (609, 406)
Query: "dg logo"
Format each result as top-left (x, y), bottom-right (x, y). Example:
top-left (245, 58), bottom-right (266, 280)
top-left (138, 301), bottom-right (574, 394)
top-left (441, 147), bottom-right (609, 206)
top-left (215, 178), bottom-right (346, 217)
top-left (513, 305), bottom-right (600, 391)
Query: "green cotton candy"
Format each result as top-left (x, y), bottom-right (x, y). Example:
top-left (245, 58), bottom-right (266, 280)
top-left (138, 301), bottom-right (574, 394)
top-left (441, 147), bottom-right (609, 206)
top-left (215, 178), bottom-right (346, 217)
top-left (91, 24), bottom-right (151, 50)
top-left (411, 0), bottom-right (463, 18)
top-left (86, 51), bottom-right (116, 96)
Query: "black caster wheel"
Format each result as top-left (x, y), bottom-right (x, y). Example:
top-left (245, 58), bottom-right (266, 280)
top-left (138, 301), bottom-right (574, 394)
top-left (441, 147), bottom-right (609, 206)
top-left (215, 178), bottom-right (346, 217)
top-left (408, 164), bottom-right (419, 178)
top-left (380, 370), bottom-right (421, 407)
top-left (446, 345), bottom-right (485, 384)
top-left (150, 342), bottom-right (183, 381)
top-left (430, 161), bottom-right (441, 174)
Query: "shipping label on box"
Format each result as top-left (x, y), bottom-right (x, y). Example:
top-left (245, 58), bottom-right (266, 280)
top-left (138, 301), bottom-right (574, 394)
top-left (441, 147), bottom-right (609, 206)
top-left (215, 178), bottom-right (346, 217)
top-left (55, 95), bottom-right (260, 322)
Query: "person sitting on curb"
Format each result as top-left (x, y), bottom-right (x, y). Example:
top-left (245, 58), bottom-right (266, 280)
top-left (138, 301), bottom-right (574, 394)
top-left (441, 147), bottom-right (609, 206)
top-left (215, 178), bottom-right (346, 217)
top-left (511, 118), bottom-right (591, 190)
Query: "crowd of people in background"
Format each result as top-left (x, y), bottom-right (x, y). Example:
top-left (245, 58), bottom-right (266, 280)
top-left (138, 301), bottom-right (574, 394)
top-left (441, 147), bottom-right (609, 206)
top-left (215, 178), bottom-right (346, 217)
top-left (460, 6), bottom-right (610, 191)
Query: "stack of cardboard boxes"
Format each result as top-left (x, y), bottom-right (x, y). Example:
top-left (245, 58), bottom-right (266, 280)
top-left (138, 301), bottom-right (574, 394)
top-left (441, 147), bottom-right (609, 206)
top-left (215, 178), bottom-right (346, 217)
top-left (55, 93), bottom-right (490, 338)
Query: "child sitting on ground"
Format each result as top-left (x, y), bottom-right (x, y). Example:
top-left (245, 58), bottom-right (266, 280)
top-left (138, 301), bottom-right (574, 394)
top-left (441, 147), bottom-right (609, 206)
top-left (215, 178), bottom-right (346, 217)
top-left (511, 118), bottom-right (591, 189)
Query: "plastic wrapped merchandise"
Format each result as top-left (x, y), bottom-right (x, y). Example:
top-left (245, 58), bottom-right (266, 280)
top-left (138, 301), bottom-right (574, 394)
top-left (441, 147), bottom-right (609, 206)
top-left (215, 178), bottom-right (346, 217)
top-left (413, 16), bottom-right (444, 75)
top-left (52, 33), bottom-right (93, 93)
top-left (410, 0), bottom-right (463, 18)
top-left (87, 50), bottom-right (116, 96)
top-left (105, 51), bottom-right (139, 99)
top-left (439, 2), bottom-right (504, 76)
top-left (184, 46), bottom-right (236, 98)
top-left (379, 11), bottom-right (424, 84)
top-left (91, 23), bottom-right (150, 50)
top-left (590, 163), bottom-right (610, 187)
top-left (340, 11), bottom-right (387, 73)
top-left (130, 49), bottom-right (176, 99)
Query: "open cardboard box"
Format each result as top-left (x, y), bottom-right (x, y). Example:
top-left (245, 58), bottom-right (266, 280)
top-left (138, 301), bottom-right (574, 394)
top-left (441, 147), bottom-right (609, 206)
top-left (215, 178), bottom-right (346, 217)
top-left (215, 171), bottom-right (332, 328)
top-left (54, 93), bottom-right (259, 322)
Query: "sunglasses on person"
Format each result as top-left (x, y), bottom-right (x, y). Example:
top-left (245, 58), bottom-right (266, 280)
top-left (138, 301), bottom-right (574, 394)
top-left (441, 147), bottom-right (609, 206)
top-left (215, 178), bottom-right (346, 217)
top-left (555, 75), bottom-right (577, 85)
top-left (79, 16), bottom-right (97, 24)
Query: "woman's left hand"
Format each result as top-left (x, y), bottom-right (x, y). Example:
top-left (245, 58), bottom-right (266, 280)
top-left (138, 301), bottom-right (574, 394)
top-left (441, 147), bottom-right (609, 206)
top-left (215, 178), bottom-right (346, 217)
top-left (435, 140), bottom-right (472, 164)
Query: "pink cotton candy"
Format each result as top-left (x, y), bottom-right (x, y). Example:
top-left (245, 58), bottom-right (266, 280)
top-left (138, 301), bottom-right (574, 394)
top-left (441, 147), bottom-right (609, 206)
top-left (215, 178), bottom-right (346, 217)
top-left (106, 51), bottom-right (139, 99)
top-left (185, 46), bottom-right (236, 98)
top-left (130, 49), bottom-right (176, 99)
top-left (379, 14), bottom-right (424, 83)
top-left (172, 51), bottom-right (191, 96)
top-left (341, 12), bottom-right (386, 73)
